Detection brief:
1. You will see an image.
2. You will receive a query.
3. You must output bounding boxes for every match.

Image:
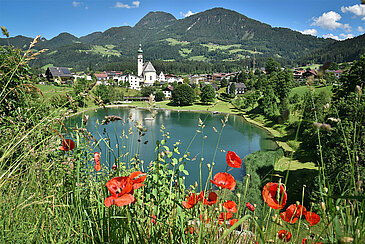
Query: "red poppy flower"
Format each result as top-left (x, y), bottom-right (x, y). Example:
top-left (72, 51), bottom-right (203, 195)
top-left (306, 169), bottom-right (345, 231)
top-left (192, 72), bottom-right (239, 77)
top-left (305, 211), bottom-right (320, 226)
top-left (211, 172), bottom-right (236, 190)
top-left (218, 212), bottom-right (233, 224)
top-left (104, 194), bottom-right (135, 207)
top-left (104, 176), bottom-right (134, 207)
top-left (223, 200), bottom-right (238, 213)
top-left (184, 226), bottom-right (195, 235)
top-left (302, 238), bottom-right (307, 244)
top-left (280, 204), bottom-right (305, 224)
top-left (129, 171), bottom-right (147, 190)
top-left (59, 139), bottom-right (75, 151)
top-left (151, 214), bottom-right (157, 224)
top-left (182, 193), bottom-right (199, 209)
top-left (94, 152), bottom-right (101, 171)
top-left (229, 218), bottom-right (238, 226)
top-left (202, 192), bottom-right (217, 206)
top-left (226, 151), bottom-right (242, 168)
top-left (278, 230), bottom-right (292, 242)
top-left (246, 202), bottom-right (255, 212)
top-left (262, 182), bottom-right (287, 210)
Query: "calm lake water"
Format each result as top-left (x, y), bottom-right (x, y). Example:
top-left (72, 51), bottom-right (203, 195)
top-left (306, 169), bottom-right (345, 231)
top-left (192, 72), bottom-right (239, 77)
top-left (66, 107), bottom-right (277, 186)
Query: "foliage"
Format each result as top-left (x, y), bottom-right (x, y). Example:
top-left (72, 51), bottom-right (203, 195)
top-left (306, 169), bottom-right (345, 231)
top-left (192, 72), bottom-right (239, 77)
top-left (72, 77), bottom-right (93, 107)
top-left (265, 58), bottom-right (281, 75)
top-left (171, 84), bottom-right (195, 106)
top-left (228, 82), bottom-right (236, 98)
top-left (200, 84), bottom-right (216, 104)
top-left (155, 90), bottom-right (165, 101)
top-left (141, 86), bottom-right (156, 97)
top-left (220, 78), bottom-right (228, 87)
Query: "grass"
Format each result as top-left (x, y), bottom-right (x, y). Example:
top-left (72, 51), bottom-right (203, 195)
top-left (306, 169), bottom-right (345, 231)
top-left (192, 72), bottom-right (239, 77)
top-left (188, 56), bottom-right (207, 61)
top-left (36, 84), bottom-right (73, 99)
top-left (165, 38), bottom-right (190, 46)
top-left (298, 64), bottom-right (321, 70)
top-left (41, 63), bottom-right (54, 70)
top-left (201, 44), bottom-right (241, 51)
top-left (289, 85), bottom-right (333, 97)
top-left (82, 45), bottom-right (121, 57)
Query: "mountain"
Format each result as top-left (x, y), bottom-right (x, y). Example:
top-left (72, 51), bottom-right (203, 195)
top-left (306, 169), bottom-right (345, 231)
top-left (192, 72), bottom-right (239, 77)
top-left (297, 33), bottom-right (365, 65)
top-left (0, 35), bottom-right (33, 49)
top-left (1, 7), bottom-right (344, 71)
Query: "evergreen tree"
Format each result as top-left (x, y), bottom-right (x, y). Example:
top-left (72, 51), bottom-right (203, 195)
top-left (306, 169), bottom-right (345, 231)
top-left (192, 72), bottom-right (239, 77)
top-left (220, 78), bottom-right (228, 87)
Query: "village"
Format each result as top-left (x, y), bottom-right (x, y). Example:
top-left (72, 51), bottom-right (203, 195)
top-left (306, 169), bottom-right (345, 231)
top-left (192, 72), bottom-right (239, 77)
top-left (42, 44), bottom-right (344, 101)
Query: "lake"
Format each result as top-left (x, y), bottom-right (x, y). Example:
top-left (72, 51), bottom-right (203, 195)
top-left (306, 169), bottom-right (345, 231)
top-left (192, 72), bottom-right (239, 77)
top-left (66, 107), bottom-right (277, 187)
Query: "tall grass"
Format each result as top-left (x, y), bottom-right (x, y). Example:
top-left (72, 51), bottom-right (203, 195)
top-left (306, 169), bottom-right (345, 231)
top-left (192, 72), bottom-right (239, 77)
top-left (0, 31), bottom-right (364, 243)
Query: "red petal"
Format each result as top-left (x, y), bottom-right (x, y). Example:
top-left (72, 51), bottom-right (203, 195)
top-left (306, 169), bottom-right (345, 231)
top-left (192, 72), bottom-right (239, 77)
top-left (226, 151), bottom-right (242, 168)
top-left (229, 218), bottom-right (238, 226)
top-left (305, 211), bottom-right (320, 226)
top-left (104, 196), bottom-right (115, 207)
top-left (262, 182), bottom-right (287, 210)
top-left (182, 201), bottom-right (194, 209)
top-left (114, 194), bottom-right (135, 206)
top-left (95, 163), bottom-right (101, 171)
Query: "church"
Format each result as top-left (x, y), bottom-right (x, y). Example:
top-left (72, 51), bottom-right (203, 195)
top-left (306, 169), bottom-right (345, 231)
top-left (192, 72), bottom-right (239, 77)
top-left (120, 44), bottom-right (165, 90)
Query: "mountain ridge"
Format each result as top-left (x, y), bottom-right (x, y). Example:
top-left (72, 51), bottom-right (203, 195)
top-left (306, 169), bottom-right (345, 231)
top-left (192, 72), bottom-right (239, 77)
top-left (1, 7), bottom-right (354, 71)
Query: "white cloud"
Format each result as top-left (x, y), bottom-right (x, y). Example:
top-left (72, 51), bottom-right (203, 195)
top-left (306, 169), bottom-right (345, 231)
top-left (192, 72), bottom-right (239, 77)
top-left (72, 1), bottom-right (81, 7)
top-left (322, 33), bottom-right (354, 41)
top-left (340, 33), bottom-right (354, 39)
top-left (115, 1), bottom-right (140, 9)
top-left (300, 29), bottom-right (318, 36)
top-left (312, 11), bottom-right (351, 31)
top-left (341, 4), bottom-right (365, 20)
top-left (180, 10), bottom-right (196, 18)
top-left (358, 26), bottom-right (365, 32)
top-left (323, 34), bottom-right (340, 40)
top-left (132, 1), bottom-right (140, 8)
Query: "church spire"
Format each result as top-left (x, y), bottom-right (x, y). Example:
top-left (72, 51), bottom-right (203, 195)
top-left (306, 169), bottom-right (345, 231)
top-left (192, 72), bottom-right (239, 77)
top-left (137, 44), bottom-right (143, 76)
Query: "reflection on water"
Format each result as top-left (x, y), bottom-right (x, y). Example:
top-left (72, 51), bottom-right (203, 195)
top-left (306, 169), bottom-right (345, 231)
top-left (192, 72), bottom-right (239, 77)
top-left (66, 107), bottom-right (277, 187)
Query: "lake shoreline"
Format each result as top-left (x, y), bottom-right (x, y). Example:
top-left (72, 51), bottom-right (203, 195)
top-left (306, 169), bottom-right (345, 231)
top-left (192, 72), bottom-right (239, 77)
top-left (67, 103), bottom-right (281, 151)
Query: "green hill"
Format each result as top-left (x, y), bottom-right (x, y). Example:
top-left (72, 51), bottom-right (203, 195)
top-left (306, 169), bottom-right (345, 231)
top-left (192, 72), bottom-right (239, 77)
top-left (1, 7), bottom-right (340, 70)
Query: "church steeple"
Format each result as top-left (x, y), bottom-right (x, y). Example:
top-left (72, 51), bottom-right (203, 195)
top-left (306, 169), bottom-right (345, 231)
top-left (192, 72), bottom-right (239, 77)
top-left (137, 44), bottom-right (143, 76)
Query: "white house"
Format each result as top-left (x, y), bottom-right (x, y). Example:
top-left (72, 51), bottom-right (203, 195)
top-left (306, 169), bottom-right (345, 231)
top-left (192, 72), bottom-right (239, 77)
top-left (118, 74), bottom-right (143, 90)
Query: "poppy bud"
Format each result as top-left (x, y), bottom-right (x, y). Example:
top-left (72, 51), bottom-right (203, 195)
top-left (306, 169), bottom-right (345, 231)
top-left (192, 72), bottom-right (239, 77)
top-left (323, 187), bottom-right (328, 193)
top-left (321, 202), bottom-right (326, 211)
top-left (112, 164), bottom-right (117, 170)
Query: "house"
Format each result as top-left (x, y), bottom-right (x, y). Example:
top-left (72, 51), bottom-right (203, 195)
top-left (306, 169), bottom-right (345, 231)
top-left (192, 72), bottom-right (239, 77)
top-left (327, 70), bottom-right (343, 79)
top-left (163, 86), bottom-right (174, 99)
top-left (302, 69), bottom-right (317, 79)
top-left (227, 82), bottom-right (246, 95)
top-left (119, 74), bottom-right (143, 90)
top-left (94, 73), bottom-right (108, 84)
top-left (45, 67), bottom-right (73, 83)
top-left (159, 72), bottom-right (166, 82)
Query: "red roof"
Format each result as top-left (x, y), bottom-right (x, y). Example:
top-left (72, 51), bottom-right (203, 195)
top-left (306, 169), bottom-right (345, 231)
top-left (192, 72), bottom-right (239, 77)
top-left (95, 73), bottom-right (108, 78)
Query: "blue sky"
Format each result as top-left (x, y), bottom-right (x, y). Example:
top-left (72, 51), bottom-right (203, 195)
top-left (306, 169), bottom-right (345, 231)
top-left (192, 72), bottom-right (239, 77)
top-left (1, 0), bottom-right (365, 41)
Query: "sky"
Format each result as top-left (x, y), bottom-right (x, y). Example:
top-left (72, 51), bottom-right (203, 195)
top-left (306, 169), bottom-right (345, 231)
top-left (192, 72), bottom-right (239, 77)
top-left (1, 0), bottom-right (365, 41)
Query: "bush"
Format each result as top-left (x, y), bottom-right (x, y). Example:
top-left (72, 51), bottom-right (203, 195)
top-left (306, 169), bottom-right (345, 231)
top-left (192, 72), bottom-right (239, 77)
top-left (155, 91), bottom-right (165, 101)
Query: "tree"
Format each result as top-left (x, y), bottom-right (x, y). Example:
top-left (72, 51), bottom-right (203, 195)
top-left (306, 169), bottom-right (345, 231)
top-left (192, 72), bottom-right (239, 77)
top-left (228, 82), bottom-right (236, 98)
top-left (92, 84), bottom-right (114, 104)
top-left (171, 84), bottom-right (195, 106)
top-left (221, 78), bottom-right (228, 87)
top-left (265, 58), bottom-right (281, 75)
top-left (141, 86), bottom-right (155, 97)
top-left (73, 77), bottom-right (93, 107)
top-left (155, 91), bottom-right (165, 101)
top-left (200, 84), bottom-right (216, 104)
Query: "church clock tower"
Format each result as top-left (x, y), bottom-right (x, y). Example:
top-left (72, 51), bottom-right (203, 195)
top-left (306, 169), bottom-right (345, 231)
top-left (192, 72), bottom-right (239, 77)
top-left (137, 44), bottom-right (143, 77)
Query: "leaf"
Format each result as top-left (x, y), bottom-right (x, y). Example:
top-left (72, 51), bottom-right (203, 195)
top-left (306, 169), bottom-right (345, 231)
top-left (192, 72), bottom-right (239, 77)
top-left (183, 170), bottom-right (189, 175)
top-left (179, 164), bottom-right (184, 172)
top-left (161, 139), bottom-right (166, 145)
top-left (172, 158), bottom-right (178, 166)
